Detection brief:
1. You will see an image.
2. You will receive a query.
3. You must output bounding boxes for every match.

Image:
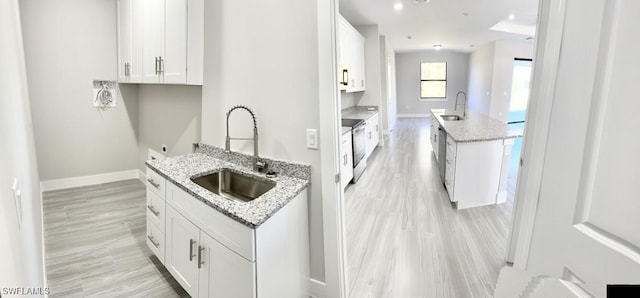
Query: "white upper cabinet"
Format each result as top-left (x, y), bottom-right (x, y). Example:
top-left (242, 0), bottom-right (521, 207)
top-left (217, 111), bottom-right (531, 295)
top-left (117, 0), bottom-right (143, 83)
top-left (338, 15), bottom-right (366, 93)
top-left (117, 0), bottom-right (203, 85)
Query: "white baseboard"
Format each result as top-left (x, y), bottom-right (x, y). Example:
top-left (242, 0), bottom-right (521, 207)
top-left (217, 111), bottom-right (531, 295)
top-left (40, 169), bottom-right (141, 192)
top-left (397, 113), bottom-right (431, 118)
top-left (138, 169), bottom-right (146, 184)
top-left (309, 278), bottom-right (326, 298)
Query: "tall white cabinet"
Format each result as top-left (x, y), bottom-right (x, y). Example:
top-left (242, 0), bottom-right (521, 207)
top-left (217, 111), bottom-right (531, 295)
top-left (338, 15), bottom-right (366, 92)
top-left (117, 0), bottom-right (203, 85)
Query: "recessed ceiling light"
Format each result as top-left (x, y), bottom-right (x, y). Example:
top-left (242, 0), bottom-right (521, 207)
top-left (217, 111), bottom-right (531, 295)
top-left (433, 45), bottom-right (442, 50)
top-left (469, 44), bottom-right (475, 48)
top-left (407, 36), bottom-right (412, 40)
top-left (394, 2), bottom-right (403, 11)
top-left (526, 37), bottom-right (534, 41)
top-left (509, 13), bottom-right (515, 20)
top-left (463, 12), bottom-right (469, 17)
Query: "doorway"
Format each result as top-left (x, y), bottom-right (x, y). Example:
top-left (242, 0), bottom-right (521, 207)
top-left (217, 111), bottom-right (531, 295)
top-left (507, 58), bottom-right (533, 179)
top-left (507, 58), bottom-right (533, 198)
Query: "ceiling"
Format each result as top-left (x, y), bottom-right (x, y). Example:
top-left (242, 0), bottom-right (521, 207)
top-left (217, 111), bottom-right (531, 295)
top-left (339, 0), bottom-right (539, 52)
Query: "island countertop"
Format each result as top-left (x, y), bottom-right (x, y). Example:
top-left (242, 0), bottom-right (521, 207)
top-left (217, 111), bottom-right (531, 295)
top-left (431, 109), bottom-right (523, 142)
top-left (146, 144), bottom-right (310, 228)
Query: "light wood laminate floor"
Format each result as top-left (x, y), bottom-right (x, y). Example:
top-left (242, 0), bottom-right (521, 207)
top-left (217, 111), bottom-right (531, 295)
top-left (345, 118), bottom-right (516, 298)
top-left (43, 179), bottom-right (188, 297)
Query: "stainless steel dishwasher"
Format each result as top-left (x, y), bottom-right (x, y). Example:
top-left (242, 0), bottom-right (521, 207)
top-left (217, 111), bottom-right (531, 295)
top-left (438, 125), bottom-right (447, 183)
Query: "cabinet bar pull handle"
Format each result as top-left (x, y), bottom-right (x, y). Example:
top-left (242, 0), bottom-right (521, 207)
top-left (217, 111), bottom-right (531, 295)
top-left (147, 205), bottom-right (160, 216)
top-left (159, 56), bottom-right (164, 73)
top-left (147, 178), bottom-right (160, 188)
top-left (189, 239), bottom-right (196, 261)
top-left (198, 245), bottom-right (204, 269)
top-left (155, 57), bottom-right (159, 75)
top-left (341, 69), bottom-right (349, 85)
top-left (147, 235), bottom-right (159, 248)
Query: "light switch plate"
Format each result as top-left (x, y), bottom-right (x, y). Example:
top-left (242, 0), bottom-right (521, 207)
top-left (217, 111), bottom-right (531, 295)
top-left (306, 129), bottom-right (319, 150)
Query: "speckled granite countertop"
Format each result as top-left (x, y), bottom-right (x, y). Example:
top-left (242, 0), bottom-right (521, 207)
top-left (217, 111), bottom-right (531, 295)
top-left (341, 126), bottom-right (352, 135)
top-left (146, 144), bottom-right (310, 228)
top-left (431, 109), bottom-right (523, 142)
top-left (342, 106), bottom-right (378, 120)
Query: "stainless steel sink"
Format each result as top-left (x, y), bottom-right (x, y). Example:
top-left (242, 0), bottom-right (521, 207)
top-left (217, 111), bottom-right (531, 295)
top-left (440, 114), bottom-right (464, 121)
top-left (191, 169), bottom-right (275, 203)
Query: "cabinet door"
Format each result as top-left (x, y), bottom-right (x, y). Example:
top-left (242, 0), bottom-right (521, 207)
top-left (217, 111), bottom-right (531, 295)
top-left (198, 232), bottom-right (256, 298)
top-left (338, 17), bottom-right (353, 92)
top-left (370, 115), bottom-right (379, 147)
top-left (117, 0), bottom-right (131, 83)
top-left (129, 0), bottom-right (144, 83)
top-left (163, 0), bottom-right (187, 84)
top-left (354, 33), bottom-right (366, 91)
top-left (340, 134), bottom-right (353, 188)
top-left (142, 0), bottom-right (165, 83)
top-left (166, 206), bottom-right (200, 297)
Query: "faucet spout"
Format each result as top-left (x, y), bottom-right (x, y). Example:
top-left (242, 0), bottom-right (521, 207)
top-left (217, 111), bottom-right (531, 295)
top-left (225, 105), bottom-right (266, 172)
top-left (455, 91), bottom-right (468, 118)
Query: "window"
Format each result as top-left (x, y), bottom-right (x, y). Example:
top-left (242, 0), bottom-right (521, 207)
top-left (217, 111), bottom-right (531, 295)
top-left (420, 62), bottom-right (447, 98)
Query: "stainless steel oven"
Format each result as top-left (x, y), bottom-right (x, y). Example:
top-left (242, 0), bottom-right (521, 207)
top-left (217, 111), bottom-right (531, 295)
top-left (342, 118), bottom-right (367, 183)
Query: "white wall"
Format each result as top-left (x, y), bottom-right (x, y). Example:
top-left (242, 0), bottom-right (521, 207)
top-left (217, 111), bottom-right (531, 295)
top-left (137, 85), bottom-right (202, 172)
top-left (0, 0), bottom-right (46, 290)
top-left (200, 0), bottom-right (325, 281)
top-left (468, 42), bottom-right (495, 115)
top-left (395, 50), bottom-right (470, 116)
top-left (340, 92), bottom-right (356, 109)
top-left (467, 40), bottom-right (534, 121)
top-left (20, 0), bottom-right (139, 182)
top-left (380, 36), bottom-right (397, 133)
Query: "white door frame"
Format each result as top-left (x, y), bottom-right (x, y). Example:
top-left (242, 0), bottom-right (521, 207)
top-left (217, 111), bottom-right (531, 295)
top-left (508, 0), bottom-right (566, 270)
top-left (317, 0), bottom-right (348, 297)
top-left (317, 0), bottom-right (565, 296)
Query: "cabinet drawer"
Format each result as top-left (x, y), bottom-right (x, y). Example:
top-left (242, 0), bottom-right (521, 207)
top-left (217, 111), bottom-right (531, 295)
top-left (167, 183), bottom-right (256, 262)
top-left (446, 136), bottom-right (457, 157)
top-left (147, 217), bottom-right (165, 264)
top-left (146, 167), bottom-right (166, 199)
top-left (146, 190), bottom-right (165, 233)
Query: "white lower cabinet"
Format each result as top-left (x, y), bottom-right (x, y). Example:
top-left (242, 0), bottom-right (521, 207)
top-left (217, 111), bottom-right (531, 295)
top-left (199, 232), bottom-right (256, 298)
top-left (166, 205), bottom-right (255, 298)
top-left (443, 136), bottom-right (508, 209)
top-left (146, 167), bottom-right (310, 297)
top-left (364, 113), bottom-right (380, 158)
top-left (340, 131), bottom-right (354, 188)
top-left (165, 206), bottom-right (201, 296)
top-left (430, 116), bottom-right (439, 161)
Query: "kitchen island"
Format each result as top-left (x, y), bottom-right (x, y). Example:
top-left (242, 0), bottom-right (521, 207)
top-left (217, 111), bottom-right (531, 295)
top-left (430, 109), bottom-right (523, 209)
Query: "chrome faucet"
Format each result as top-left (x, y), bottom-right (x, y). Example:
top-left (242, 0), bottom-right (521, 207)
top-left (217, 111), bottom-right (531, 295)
top-left (225, 105), bottom-right (266, 172)
top-left (455, 91), bottom-right (468, 118)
